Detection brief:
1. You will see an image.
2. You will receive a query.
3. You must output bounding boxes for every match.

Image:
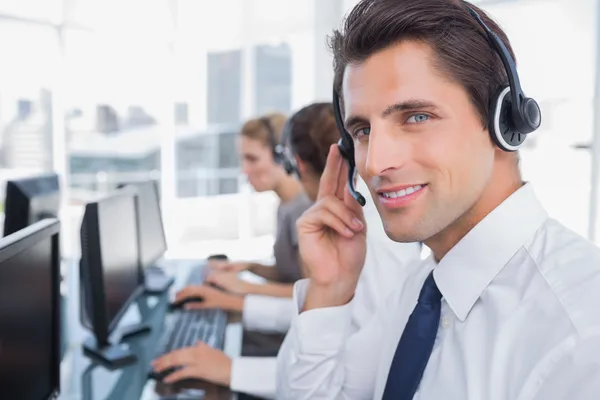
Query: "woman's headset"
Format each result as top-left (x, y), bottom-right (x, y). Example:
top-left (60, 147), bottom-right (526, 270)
top-left (334, 6), bottom-right (541, 207)
top-left (260, 116), bottom-right (297, 176)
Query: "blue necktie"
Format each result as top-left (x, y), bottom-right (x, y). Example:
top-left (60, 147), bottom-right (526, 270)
top-left (382, 271), bottom-right (442, 400)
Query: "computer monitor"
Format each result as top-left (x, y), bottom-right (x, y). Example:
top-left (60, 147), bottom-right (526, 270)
top-left (0, 219), bottom-right (61, 400)
top-left (119, 180), bottom-right (173, 293)
top-left (3, 173), bottom-right (60, 237)
top-left (79, 189), bottom-right (150, 368)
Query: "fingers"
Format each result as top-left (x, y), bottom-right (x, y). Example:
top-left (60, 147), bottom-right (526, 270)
top-left (318, 211), bottom-right (356, 238)
top-left (161, 342), bottom-right (229, 385)
top-left (317, 145), bottom-right (343, 201)
top-left (155, 342), bottom-right (209, 383)
top-left (335, 154), bottom-right (350, 200)
top-left (323, 196), bottom-right (364, 232)
top-left (153, 348), bottom-right (191, 372)
top-left (175, 286), bottom-right (204, 302)
top-left (162, 365), bottom-right (198, 384)
top-left (302, 196), bottom-right (364, 238)
top-left (206, 272), bottom-right (235, 286)
top-left (205, 274), bottom-right (223, 287)
top-left (184, 301), bottom-right (209, 310)
top-left (344, 184), bottom-right (366, 225)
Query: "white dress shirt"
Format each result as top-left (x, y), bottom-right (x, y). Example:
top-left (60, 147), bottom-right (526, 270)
top-left (230, 179), bottom-right (422, 399)
top-left (277, 183), bottom-right (600, 400)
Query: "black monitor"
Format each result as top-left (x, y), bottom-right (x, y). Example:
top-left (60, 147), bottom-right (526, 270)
top-left (119, 180), bottom-right (173, 293)
top-left (0, 219), bottom-right (61, 400)
top-left (122, 180), bottom-right (166, 268)
top-left (3, 173), bottom-right (60, 237)
top-left (79, 189), bottom-right (150, 368)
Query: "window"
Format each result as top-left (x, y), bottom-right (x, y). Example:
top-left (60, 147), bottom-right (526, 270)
top-left (207, 50), bottom-right (242, 125)
top-left (0, 21), bottom-right (58, 218)
top-left (64, 29), bottom-right (164, 203)
top-left (255, 43), bottom-right (292, 115)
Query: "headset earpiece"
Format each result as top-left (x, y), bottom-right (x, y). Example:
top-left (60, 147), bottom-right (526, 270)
top-left (274, 143), bottom-right (297, 176)
top-left (489, 86), bottom-right (523, 152)
top-left (468, 7), bottom-right (541, 152)
top-left (261, 116), bottom-right (298, 176)
top-left (275, 117), bottom-right (300, 177)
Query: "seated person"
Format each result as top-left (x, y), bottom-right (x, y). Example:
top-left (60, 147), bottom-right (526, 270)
top-left (152, 103), bottom-right (422, 399)
top-left (203, 112), bottom-right (312, 299)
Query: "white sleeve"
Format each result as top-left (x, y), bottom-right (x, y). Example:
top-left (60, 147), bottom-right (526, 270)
top-left (530, 334), bottom-right (600, 400)
top-left (242, 295), bottom-right (295, 333)
top-left (230, 357), bottom-right (277, 399)
top-left (276, 279), bottom-right (383, 400)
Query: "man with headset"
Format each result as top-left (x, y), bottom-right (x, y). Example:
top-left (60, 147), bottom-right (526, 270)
top-left (276, 0), bottom-right (600, 399)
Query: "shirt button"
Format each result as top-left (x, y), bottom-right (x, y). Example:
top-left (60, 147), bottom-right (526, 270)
top-left (441, 316), bottom-right (450, 329)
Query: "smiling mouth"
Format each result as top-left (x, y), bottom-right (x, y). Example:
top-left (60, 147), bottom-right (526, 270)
top-left (378, 184), bottom-right (427, 199)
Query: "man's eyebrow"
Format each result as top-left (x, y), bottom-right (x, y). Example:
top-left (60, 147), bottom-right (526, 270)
top-left (344, 100), bottom-right (439, 130)
top-left (381, 100), bottom-right (439, 118)
top-left (344, 115), bottom-right (369, 131)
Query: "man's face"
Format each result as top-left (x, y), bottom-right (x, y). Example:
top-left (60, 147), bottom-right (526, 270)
top-left (343, 41), bottom-right (497, 243)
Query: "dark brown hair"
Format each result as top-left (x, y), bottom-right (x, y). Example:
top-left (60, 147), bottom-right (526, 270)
top-left (329, 0), bottom-right (516, 126)
top-left (287, 102), bottom-right (339, 175)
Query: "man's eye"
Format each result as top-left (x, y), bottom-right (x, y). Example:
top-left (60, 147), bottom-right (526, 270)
top-left (406, 114), bottom-right (430, 124)
top-left (353, 127), bottom-right (371, 138)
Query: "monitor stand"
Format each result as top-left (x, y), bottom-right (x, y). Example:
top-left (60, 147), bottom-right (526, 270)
top-left (144, 266), bottom-right (175, 294)
top-left (82, 323), bottom-right (151, 369)
top-left (83, 336), bottom-right (137, 369)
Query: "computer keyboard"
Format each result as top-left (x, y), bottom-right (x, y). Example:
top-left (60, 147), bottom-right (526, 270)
top-left (148, 308), bottom-right (227, 381)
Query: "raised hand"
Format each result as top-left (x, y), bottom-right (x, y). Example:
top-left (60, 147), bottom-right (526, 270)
top-left (297, 144), bottom-right (367, 309)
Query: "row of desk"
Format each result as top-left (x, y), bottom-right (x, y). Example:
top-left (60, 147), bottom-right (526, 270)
top-left (58, 258), bottom-right (242, 400)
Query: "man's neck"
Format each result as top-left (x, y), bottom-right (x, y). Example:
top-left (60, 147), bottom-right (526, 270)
top-left (427, 177), bottom-right (524, 262)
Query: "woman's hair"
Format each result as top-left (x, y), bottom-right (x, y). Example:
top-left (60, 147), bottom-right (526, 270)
top-left (287, 102), bottom-right (339, 175)
top-left (240, 112), bottom-right (288, 148)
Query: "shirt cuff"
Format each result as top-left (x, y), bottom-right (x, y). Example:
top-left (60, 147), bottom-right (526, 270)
top-left (292, 279), bottom-right (354, 354)
top-left (230, 357), bottom-right (277, 399)
top-left (242, 295), bottom-right (295, 333)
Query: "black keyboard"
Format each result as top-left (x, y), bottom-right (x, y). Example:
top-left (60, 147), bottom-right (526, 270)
top-left (148, 308), bottom-right (227, 381)
top-left (148, 264), bottom-right (227, 382)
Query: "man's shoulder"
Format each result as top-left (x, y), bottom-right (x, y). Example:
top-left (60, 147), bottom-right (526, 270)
top-left (527, 218), bottom-right (600, 272)
top-left (526, 218), bottom-right (600, 335)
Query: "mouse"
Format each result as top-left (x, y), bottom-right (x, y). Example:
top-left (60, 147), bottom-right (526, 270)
top-left (169, 296), bottom-right (205, 311)
top-left (207, 254), bottom-right (228, 261)
top-left (207, 282), bottom-right (226, 290)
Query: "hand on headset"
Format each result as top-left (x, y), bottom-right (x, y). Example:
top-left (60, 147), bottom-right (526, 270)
top-left (296, 144), bottom-right (367, 310)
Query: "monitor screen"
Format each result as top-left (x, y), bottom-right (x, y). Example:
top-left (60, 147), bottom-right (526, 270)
top-left (3, 174), bottom-right (60, 237)
top-left (0, 221), bottom-right (59, 400)
top-left (97, 193), bottom-right (142, 330)
top-left (128, 181), bottom-right (166, 268)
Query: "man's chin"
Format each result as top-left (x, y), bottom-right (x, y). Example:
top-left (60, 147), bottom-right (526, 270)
top-left (382, 220), bottom-right (421, 243)
top-left (384, 230), bottom-right (423, 243)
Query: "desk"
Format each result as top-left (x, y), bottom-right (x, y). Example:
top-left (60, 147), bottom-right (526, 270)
top-left (59, 259), bottom-right (242, 400)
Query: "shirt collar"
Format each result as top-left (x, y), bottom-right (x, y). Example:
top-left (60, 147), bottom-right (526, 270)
top-left (433, 183), bottom-right (548, 322)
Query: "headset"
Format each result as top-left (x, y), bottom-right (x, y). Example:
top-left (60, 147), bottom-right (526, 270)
top-left (259, 116), bottom-right (297, 176)
top-left (334, 5), bottom-right (541, 207)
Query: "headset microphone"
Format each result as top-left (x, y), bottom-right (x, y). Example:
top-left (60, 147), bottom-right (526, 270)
top-left (333, 90), bottom-right (366, 207)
